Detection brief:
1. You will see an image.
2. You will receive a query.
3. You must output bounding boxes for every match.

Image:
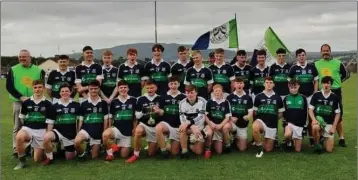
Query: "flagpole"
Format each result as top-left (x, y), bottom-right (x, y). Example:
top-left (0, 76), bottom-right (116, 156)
top-left (234, 13), bottom-right (239, 50)
top-left (154, 1), bottom-right (158, 43)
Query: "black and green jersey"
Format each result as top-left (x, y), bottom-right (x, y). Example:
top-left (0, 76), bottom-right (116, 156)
top-left (206, 99), bottom-right (231, 124)
top-left (110, 96), bottom-right (137, 136)
top-left (209, 63), bottom-right (235, 93)
top-left (309, 91), bottom-right (340, 125)
top-left (288, 63), bottom-right (318, 97)
top-left (269, 63), bottom-right (291, 96)
top-left (250, 66), bottom-right (269, 95)
top-left (160, 92), bottom-right (186, 128)
top-left (101, 66), bottom-right (119, 98)
top-left (232, 64), bottom-right (252, 92)
top-left (46, 69), bottom-right (76, 99)
top-left (184, 65), bottom-right (213, 99)
top-left (135, 94), bottom-right (162, 127)
top-left (170, 60), bottom-right (194, 93)
top-left (79, 98), bottom-right (108, 139)
top-left (75, 62), bottom-right (103, 97)
top-left (226, 92), bottom-right (253, 128)
top-left (253, 92), bottom-right (284, 128)
top-left (283, 94), bottom-right (307, 127)
top-left (20, 97), bottom-right (52, 129)
top-left (118, 62), bottom-right (145, 97)
top-left (48, 101), bottom-right (81, 139)
top-left (143, 60), bottom-right (171, 96)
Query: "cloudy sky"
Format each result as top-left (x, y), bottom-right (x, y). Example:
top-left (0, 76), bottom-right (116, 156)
top-left (1, 1), bottom-right (357, 57)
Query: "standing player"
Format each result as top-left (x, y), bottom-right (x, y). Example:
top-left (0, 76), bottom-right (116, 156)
top-left (13, 80), bottom-right (52, 170)
top-left (314, 44), bottom-right (349, 147)
top-left (232, 50), bottom-right (252, 94)
top-left (143, 44), bottom-right (171, 96)
top-left (250, 49), bottom-right (269, 101)
top-left (226, 78), bottom-right (253, 152)
top-left (252, 77), bottom-right (284, 158)
top-left (74, 80), bottom-right (109, 160)
top-left (209, 48), bottom-right (235, 95)
top-left (42, 83), bottom-right (81, 165)
top-left (309, 76), bottom-right (341, 153)
top-left (46, 55), bottom-right (76, 104)
top-left (205, 84), bottom-right (232, 154)
top-left (155, 76), bottom-right (186, 158)
top-left (100, 50), bottom-right (118, 104)
top-left (170, 46), bottom-right (194, 93)
top-left (75, 46), bottom-right (103, 103)
top-left (283, 79), bottom-right (308, 152)
top-left (126, 81), bottom-right (163, 163)
top-left (178, 85), bottom-right (210, 158)
top-left (184, 50), bottom-right (213, 99)
top-left (103, 81), bottom-right (137, 161)
top-left (288, 48), bottom-right (318, 146)
top-left (118, 48), bottom-right (145, 98)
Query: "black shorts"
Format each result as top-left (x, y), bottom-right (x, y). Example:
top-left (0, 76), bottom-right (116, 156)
top-left (332, 88), bottom-right (343, 120)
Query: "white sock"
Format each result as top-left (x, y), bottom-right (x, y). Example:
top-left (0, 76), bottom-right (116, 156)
top-left (45, 152), bottom-right (53, 160)
top-left (106, 149), bottom-right (113, 156)
top-left (340, 137), bottom-right (345, 140)
top-left (134, 151), bottom-right (140, 157)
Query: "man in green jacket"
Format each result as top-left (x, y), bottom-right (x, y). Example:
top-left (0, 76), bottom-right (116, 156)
top-left (314, 44), bottom-right (349, 147)
top-left (6, 49), bottom-right (45, 157)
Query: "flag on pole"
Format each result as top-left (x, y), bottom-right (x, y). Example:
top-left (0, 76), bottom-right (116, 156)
top-left (192, 18), bottom-right (238, 50)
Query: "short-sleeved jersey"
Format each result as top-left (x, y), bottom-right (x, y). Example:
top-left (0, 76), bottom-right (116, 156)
top-left (109, 96), bottom-right (137, 136)
top-left (232, 64), bottom-right (252, 92)
top-left (118, 62), bottom-right (145, 97)
top-left (143, 60), bottom-right (171, 96)
top-left (309, 91), bottom-right (340, 125)
top-left (46, 69), bottom-right (76, 99)
top-left (170, 60), bottom-right (194, 93)
top-left (48, 101), bottom-right (81, 140)
top-left (250, 66), bottom-right (269, 95)
top-left (269, 63), bottom-right (291, 96)
top-left (283, 94), bottom-right (307, 127)
top-left (209, 63), bottom-right (236, 93)
top-left (253, 91), bottom-right (284, 128)
top-left (19, 97), bottom-right (52, 129)
top-left (135, 94), bottom-right (162, 127)
top-left (226, 92), bottom-right (253, 128)
top-left (75, 62), bottom-right (103, 97)
top-left (101, 66), bottom-right (119, 98)
top-left (79, 98), bottom-right (108, 139)
top-left (179, 97), bottom-right (206, 129)
top-left (288, 63), bottom-right (318, 97)
top-left (206, 99), bottom-right (231, 124)
top-left (184, 65), bottom-right (213, 99)
top-left (160, 92), bottom-right (186, 128)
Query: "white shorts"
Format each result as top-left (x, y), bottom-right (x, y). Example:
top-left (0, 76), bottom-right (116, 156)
top-left (213, 131), bottom-right (223, 141)
top-left (53, 129), bottom-right (74, 147)
top-left (78, 129), bottom-right (101, 145)
top-left (111, 127), bottom-right (131, 148)
top-left (256, 119), bottom-right (277, 140)
top-left (159, 122), bottom-right (179, 141)
top-left (322, 124), bottom-right (334, 138)
top-left (139, 122), bottom-right (157, 143)
top-left (21, 126), bottom-right (46, 149)
top-left (189, 126), bottom-right (208, 143)
top-left (286, 123), bottom-right (303, 140)
top-left (231, 122), bottom-right (248, 139)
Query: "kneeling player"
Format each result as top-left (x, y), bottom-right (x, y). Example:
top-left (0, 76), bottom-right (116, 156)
top-left (309, 76), bottom-right (341, 153)
top-left (74, 80), bottom-right (109, 160)
top-left (226, 78), bottom-right (253, 152)
top-left (14, 80), bottom-right (52, 170)
top-left (155, 76), bottom-right (186, 158)
top-left (43, 83), bottom-right (81, 165)
top-left (283, 79), bottom-right (308, 152)
top-left (205, 84), bottom-right (232, 154)
top-left (252, 77), bottom-right (284, 158)
top-left (178, 85), bottom-right (210, 158)
top-left (126, 81), bottom-right (163, 163)
top-left (103, 80), bottom-right (137, 161)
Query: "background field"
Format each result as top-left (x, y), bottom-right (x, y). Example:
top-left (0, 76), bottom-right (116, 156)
top-left (1, 77), bottom-right (357, 180)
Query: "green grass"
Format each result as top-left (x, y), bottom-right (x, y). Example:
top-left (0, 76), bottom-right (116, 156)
top-left (1, 77), bottom-right (357, 180)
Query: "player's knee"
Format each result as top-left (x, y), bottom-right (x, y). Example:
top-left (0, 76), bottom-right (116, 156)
top-left (135, 127), bottom-right (144, 136)
top-left (252, 123), bottom-right (260, 132)
top-left (155, 124), bottom-right (164, 134)
top-left (102, 130), bottom-right (111, 140)
top-left (43, 133), bottom-right (53, 143)
top-left (222, 124), bottom-right (231, 133)
top-left (312, 124), bottom-right (319, 131)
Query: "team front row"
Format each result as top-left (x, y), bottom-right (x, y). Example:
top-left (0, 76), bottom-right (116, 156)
top-left (13, 75), bottom-right (341, 170)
